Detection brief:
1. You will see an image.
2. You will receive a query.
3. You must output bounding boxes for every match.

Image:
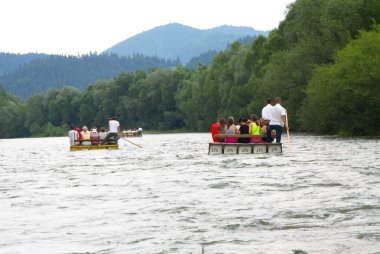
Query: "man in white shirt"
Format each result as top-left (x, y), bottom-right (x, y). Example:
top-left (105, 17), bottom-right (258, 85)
top-left (266, 97), bottom-right (288, 143)
top-left (100, 117), bottom-right (121, 145)
top-left (261, 98), bottom-right (273, 122)
top-left (68, 126), bottom-right (78, 146)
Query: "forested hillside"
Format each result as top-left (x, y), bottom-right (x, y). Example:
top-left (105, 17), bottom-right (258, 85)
top-left (0, 53), bottom-right (180, 100)
top-left (1, 0), bottom-right (379, 138)
top-left (0, 52), bottom-right (47, 75)
top-left (105, 23), bottom-right (266, 63)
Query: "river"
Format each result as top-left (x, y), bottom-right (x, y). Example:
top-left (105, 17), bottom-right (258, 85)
top-left (0, 133), bottom-right (379, 254)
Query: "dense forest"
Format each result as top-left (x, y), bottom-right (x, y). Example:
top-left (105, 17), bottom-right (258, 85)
top-left (0, 53), bottom-right (180, 100)
top-left (0, 0), bottom-right (379, 139)
top-left (0, 52), bottom-right (49, 75)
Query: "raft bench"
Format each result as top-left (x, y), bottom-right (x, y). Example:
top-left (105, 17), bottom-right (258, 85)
top-left (209, 134), bottom-right (282, 155)
top-left (70, 139), bottom-right (118, 151)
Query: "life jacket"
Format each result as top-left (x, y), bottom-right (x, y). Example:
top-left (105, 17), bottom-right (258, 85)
top-left (90, 132), bottom-right (100, 145)
top-left (211, 123), bottom-right (220, 142)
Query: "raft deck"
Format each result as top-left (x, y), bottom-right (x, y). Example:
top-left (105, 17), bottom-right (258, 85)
top-left (70, 139), bottom-right (119, 151)
top-left (209, 134), bottom-right (282, 154)
top-left (70, 144), bottom-right (118, 151)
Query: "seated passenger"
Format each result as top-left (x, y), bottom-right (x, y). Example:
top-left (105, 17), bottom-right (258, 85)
top-left (99, 127), bottom-right (108, 142)
top-left (211, 121), bottom-right (220, 142)
top-left (238, 117), bottom-right (250, 143)
top-left (81, 126), bottom-right (91, 146)
top-left (225, 116), bottom-right (238, 143)
top-left (90, 127), bottom-right (100, 145)
top-left (76, 127), bottom-right (82, 144)
top-left (218, 118), bottom-right (227, 143)
top-left (68, 126), bottom-right (78, 146)
top-left (259, 118), bottom-right (267, 142)
top-left (250, 114), bottom-right (263, 143)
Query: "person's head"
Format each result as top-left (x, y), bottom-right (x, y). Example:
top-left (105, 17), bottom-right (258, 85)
top-left (70, 125), bottom-right (75, 130)
top-left (275, 97), bottom-right (281, 104)
top-left (100, 127), bottom-right (106, 132)
top-left (227, 116), bottom-right (234, 128)
top-left (219, 118), bottom-right (226, 126)
top-left (109, 116), bottom-right (116, 121)
top-left (267, 98), bottom-right (272, 105)
top-left (82, 125), bottom-right (88, 132)
top-left (239, 117), bottom-right (248, 125)
top-left (251, 114), bottom-right (258, 123)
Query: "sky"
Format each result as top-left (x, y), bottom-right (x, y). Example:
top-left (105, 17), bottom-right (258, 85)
top-left (0, 0), bottom-right (295, 55)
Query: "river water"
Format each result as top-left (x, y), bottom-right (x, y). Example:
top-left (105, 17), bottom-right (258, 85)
top-left (0, 133), bottom-right (379, 254)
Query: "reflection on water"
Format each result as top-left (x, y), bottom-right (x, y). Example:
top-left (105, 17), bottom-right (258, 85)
top-left (0, 134), bottom-right (379, 253)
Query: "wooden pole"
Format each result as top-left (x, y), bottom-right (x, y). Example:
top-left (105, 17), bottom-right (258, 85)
top-left (285, 111), bottom-right (292, 152)
top-left (121, 136), bottom-right (143, 148)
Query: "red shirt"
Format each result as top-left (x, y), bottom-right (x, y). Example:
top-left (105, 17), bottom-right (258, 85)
top-left (211, 123), bottom-right (220, 142)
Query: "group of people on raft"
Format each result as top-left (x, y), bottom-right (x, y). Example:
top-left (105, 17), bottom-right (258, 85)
top-left (211, 97), bottom-right (288, 144)
top-left (68, 117), bottom-right (121, 146)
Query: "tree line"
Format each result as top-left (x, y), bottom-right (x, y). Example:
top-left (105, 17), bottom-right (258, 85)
top-left (0, 0), bottom-right (379, 139)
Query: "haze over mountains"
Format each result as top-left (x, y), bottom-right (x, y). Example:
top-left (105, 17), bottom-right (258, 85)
top-left (105, 23), bottom-right (267, 64)
top-left (0, 23), bottom-right (267, 99)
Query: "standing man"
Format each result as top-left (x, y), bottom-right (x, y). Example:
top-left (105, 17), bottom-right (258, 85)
top-left (68, 125), bottom-right (78, 146)
top-left (101, 117), bottom-right (121, 145)
top-left (266, 97), bottom-right (288, 143)
top-left (261, 98), bottom-right (273, 124)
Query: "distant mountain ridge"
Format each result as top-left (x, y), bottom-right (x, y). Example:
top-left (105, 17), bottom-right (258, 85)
top-left (0, 53), bottom-right (180, 100)
top-left (105, 23), bottom-right (268, 63)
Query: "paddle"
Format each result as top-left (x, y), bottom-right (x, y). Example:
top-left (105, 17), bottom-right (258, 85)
top-left (121, 136), bottom-right (143, 148)
top-left (285, 110), bottom-right (292, 152)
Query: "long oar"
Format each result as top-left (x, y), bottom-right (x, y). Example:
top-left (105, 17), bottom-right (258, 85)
top-left (285, 111), bottom-right (292, 152)
top-left (121, 136), bottom-right (143, 148)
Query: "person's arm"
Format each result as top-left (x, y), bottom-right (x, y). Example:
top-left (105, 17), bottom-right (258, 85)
top-left (282, 109), bottom-right (288, 129)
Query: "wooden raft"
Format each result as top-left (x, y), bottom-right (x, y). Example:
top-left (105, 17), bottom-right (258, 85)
top-left (209, 134), bottom-right (282, 155)
top-left (70, 139), bottom-right (118, 151)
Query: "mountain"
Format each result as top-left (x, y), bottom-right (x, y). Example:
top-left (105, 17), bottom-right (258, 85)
top-left (0, 53), bottom-right (180, 100)
top-left (0, 52), bottom-right (48, 76)
top-left (105, 23), bottom-right (268, 64)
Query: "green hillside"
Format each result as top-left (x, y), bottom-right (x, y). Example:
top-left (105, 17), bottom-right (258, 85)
top-left (0, 53), bottom-right (180, 100)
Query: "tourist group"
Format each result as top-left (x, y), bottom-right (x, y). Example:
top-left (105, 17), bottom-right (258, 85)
top-left (211, 97), bottom-right (288, 143)
top-left (68, 117), bottom-right (121, 146)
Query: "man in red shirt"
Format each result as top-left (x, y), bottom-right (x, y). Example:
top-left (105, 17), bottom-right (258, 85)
top-left (211, 122), bottom-right (220, 142)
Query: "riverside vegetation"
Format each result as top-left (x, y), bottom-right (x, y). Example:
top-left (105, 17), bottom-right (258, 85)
top-left (0, 0), bottom-right (379, 139)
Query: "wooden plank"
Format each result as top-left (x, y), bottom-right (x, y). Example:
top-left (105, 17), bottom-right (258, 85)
top-left (238, 144), bottom-right (252, 154)
top-left (252, 144), bottom-right (267, 154)
top-left (267, 143), bottom-right (282, 153)
top-left (70, 144), bottom-right (119, 151)
top-left (208, 143), bottom-right (223, 155)
top-left (224, 144), bottom-right (238, 154)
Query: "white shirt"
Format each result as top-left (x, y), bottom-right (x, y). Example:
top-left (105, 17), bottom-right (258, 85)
top-left (109, 120), bottom-right (120, 133)
top-left (269, 103), bottom-right (286, 127)
top-left (262, 104), bottom-right (274, 121)
top-left (68, 129), bottom-right (78, 146)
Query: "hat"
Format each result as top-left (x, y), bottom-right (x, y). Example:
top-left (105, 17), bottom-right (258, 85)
top-left (92, 128), bottom-right (97, 133)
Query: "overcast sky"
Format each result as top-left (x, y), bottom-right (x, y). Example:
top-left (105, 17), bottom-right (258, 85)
top-left (0, 0), bottom-right (295, 55)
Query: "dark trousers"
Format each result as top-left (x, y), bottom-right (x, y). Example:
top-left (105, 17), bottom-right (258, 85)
top-left (266, 125), bottom-right (283, 143)
top-left (101, 132), bottom-right (119, 145)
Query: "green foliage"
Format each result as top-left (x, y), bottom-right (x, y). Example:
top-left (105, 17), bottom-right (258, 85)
top-left (301, 25), bottom-right (380, 135)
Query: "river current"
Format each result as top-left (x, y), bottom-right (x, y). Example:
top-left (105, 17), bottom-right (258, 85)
top-left (0, 133), bottom-right (379, 254)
